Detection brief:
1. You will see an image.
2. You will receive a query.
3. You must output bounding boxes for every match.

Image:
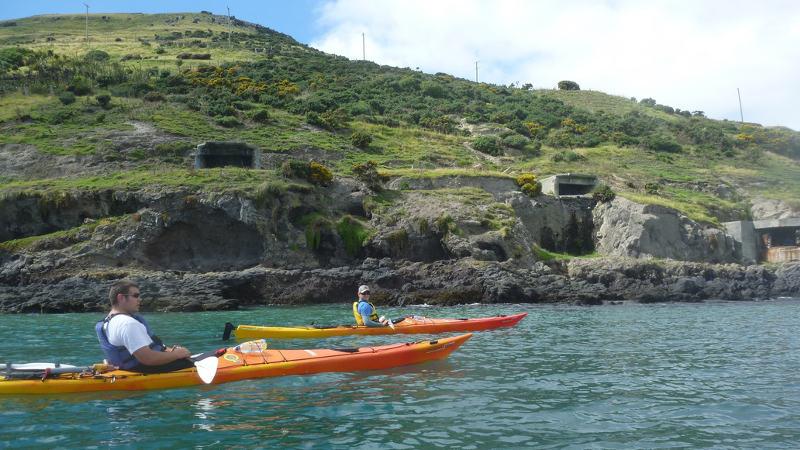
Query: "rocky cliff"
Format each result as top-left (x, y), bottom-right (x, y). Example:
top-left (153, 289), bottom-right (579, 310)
top-left (1, 175), bottom-right (797, 312)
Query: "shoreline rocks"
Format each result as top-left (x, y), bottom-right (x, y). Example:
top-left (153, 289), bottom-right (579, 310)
top-left (1, 258), bottom-right (797, 313)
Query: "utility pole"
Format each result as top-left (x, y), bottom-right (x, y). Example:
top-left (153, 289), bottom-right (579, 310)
top-left (83, 3), bottom-right (89, 43)
top-left (226, 6), bottom-right (232, 47)
top-left (475, 61), bottom-right (479, 83)
top-left (737, 88), bottom-right (744, 123)
top-left (362, 32), bottom-right (365, 60)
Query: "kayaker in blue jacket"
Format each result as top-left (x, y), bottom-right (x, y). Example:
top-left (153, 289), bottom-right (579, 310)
top-left (96, 280), bottom-right (193, 373)
top-left (352, 285), bottom-right (390, 327)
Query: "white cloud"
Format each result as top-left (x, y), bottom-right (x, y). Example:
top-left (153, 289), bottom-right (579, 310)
top-left (309, 0), bottom-right (800, 130)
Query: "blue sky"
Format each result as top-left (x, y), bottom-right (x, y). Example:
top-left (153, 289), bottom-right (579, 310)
top-left (3, 1), bottom-right (800, 130)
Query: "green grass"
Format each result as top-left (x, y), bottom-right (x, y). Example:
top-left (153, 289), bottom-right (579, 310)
top-left (0, 13), bottom-right (283, 71)
top-left (0, 96), bottom-right (135, 155)
top-left (539, 89), bottom-right (679, 122)
top-left (382, 167), bottom-right (513, 179)
top-left (0, 215), bottom-right (123, 251)
top-left (532, 244), bottom-right (601, 261)
top-left (620, 191), bottom-right (721, 226)
top-left (339, 122), bottom-right (480, 173)
top-left (0, 167), bottom-right (284, 196)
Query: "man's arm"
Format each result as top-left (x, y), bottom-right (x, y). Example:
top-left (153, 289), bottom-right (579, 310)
top-left (133, 345), bottom-right (191, 366)
top-left (116, 319), bottom-right (191, 366)
top-left (360, 313), bottom-right (385, 327)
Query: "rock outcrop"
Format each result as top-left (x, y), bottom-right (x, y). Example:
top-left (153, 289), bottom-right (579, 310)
top-left (750, 197), bottom-right (800, 220)
top-left (593, 197), bottom-right (738, 263)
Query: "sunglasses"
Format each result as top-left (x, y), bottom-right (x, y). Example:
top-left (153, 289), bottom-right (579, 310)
top-left (361, 291), bottom-right (370, 295)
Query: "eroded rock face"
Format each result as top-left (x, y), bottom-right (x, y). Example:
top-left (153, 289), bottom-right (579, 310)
top-left (143, 215), bottom-right (264, 271)
top-left (750, 197), bottom-right (800, 220)
top-left (593, 197), bottom-right (738, 263)
top-left (0, 190), bottom-right (144, 242)
top-left (1, 258), bottom-right (797, 313)
top-left (363, 187), bottom-right (533, 263)
top-left (510, 194), bottom-right (595, 254)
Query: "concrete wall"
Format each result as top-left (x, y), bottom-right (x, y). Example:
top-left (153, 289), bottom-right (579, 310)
top-left (724, 220), bottom-right (758, 264)
top-left (541, 174), bottom-right (597, 196)
top-left (194, 142), bottom-right (261, 169)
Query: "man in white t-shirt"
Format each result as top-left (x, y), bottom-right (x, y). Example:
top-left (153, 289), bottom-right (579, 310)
top-left (96, 280), bottom-right (193, 373)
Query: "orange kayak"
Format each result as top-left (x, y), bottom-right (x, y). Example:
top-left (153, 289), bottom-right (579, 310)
top-left (0, 334), bottom-right (471, 395)
top-left (226, 313), bottom-right (527, 340)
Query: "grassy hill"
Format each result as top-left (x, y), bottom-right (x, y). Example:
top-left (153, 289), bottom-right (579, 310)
top-left (1, 12), bottom-right (799, 228)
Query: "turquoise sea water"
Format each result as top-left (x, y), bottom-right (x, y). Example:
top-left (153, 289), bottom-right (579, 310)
top-left (1, 300), bottom-right (800, 449)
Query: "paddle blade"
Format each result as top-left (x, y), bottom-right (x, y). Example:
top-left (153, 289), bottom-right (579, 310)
top-left (222, 322), bottom-right (235, 341)
top-left (387, 319), bottom-right (395, 330)
top-left (194, 356), bottom-right (219, 384)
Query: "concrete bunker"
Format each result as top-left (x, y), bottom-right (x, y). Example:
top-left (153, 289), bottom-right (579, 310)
top-left (724, 217), bottom-right (800, 264)
top-left (540, 173), bottom-right (597, 196)
top-left (194, 141), bottom-right (261, 169)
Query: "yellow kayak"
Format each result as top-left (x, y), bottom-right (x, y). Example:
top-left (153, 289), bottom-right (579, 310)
top-left (225, 313), bottom-right (527, 340)
top-left (0, 334), bottom-right (471, 395)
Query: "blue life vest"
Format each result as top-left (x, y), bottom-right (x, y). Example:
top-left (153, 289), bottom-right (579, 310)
top-left (95, 313), bottom-right (166, 370)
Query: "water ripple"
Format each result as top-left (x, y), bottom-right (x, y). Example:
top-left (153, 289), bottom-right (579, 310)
top-left (2, 301), bottom-right (800, 448)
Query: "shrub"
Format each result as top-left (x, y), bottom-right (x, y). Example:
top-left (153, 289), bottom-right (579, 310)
top-left (502, 134), bottom-right (528, 149)
top-left (420, 81), bottom-right (447, 98)
top-left (58, 91), bottom-right (76, 105)
top-left (282, 159), bottom-right (310, 180)
top-left (557, 80), bottom-right (580, 90)
top-left (176, 53), bottom-right (211, 60)
top-left (472, 136), bottom-right (502, 156)
top-left (143, 91), bottom-right (165, 102)
top-left (521, 182), bottom-right (542, 197)
top-left (282, 160), bottom-right (333, 186)
top-left (639, 98), bottom-right (657, 107)
top-left (526, 140), bottom-right (543, 155)
top-left (352, 160), bottom-right (382, 191)
top-left (643, 134), bottom-right (681, 153)
top-left (592, 184), bottom-right (615, 203)
top-left (43, 108), bottom-right (74, 124)
top-left (250, 109), bottom-right (270, 123)
top-left (155, 141), bottom-right (194, 157)
top-left (419, 115), bottom-right (458, 134)
top-left (515, 173), bottom-right (537, 187)
top-left (205, 100), bottom-right (236, 118)
top-left (551, 150), bottom-right (585, 162)
top-left (308, 162), bottom-right (333, 186)
top-left (306, 108), bottom-right (349, 131)
top-left (67, 76), bottom-right (92, 96)
top-left (84, 49), bottom-right (110, 61)
top-left (644, 182), bottom-right (659, 194)
top-left (95, 94), bottom-right (112, 109)
top-left (214, 115), bottom-right (242, 128)
top-left (350, 131), bottom-right (372, 148)
top-left (0, 47), bottom-right (34, 70)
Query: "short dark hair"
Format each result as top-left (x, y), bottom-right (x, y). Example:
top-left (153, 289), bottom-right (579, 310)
top-left (109, 280), bottom-right (139, 306)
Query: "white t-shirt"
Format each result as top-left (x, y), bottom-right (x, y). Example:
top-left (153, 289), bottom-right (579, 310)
top-left (104, 315), bottom-right (153, 354)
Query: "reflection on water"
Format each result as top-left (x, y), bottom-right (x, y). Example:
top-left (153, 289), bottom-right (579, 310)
top-left (1, 301), bottom-right (800, 448)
